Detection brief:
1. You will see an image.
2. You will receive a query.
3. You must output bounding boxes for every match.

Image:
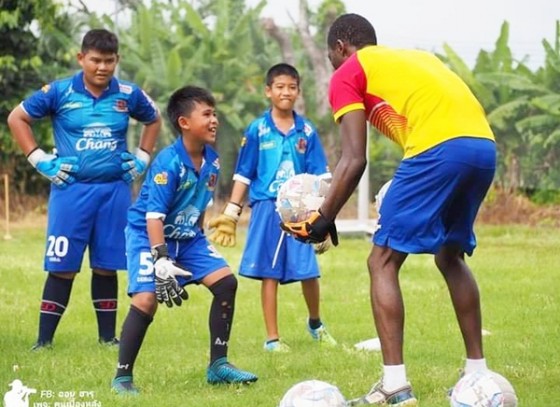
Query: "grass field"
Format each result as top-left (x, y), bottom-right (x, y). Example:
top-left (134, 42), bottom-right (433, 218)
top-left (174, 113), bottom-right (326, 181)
top-left (0, 222), bottom-right (559, 406)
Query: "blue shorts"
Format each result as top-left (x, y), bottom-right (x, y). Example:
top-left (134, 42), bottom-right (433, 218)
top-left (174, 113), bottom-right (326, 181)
top-left (373, 137), bottom-right (496, 256)
top-left (44, 181), bottom-right (131, 272)
top-left (125, 226), bottom-right (228, 295)
top-left (239, 200), bottom-right (320, 284)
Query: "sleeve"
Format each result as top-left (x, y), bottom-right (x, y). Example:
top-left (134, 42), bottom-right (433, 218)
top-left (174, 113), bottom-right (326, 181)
top-left (304, 123), bottom-right (330, 176)
top-left (145, 153), bottom-right (178, 219)
top-left (328, 56), bottom-right (367, 123)
top-left (232, 124), bottom-right (259, 185)
top-left (129, 86), bottom-right (159, 124)
top-left (21, 82), bottom-right (58, 119)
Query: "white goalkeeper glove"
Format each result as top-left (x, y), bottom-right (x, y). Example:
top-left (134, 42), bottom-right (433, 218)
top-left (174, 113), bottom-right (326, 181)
top-left (121, 148), bottom-right (150, 183)
top-left (151, 245), bottom-right (192, 308)
top-left (27, 148), bottom-right (80, 189)
top-left (207, 202), bottom-right (242, 247)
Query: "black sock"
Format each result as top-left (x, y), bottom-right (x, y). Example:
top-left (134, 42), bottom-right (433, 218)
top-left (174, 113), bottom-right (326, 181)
top-left (115, 305), bottom-right (153, 379)
top-left (308, 318), bottom-right (322, 330)
top-left (91, 273), bottom-right (118, 341)
top-left (208, 274), bottom-right (237, 363)
top-left (37, 274), bottom-right (74, 344)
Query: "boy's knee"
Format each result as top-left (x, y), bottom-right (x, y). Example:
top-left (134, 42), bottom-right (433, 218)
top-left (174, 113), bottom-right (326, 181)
top-left (131, 292), bottom-right (158, 316)
top-left (209, 274), bottom-right (238, 296)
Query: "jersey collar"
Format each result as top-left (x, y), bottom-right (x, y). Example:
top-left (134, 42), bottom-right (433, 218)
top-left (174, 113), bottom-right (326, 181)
top-left (72, 71), bottom-right (120, 97)
top-left (264, 109), bottom-right (305, 135)
top-left (174, 137), bottom-right (219, 172)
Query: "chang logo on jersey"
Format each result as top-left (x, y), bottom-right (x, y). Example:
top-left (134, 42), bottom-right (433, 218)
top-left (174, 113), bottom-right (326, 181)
top-left (163, 206), bottom-right (200, 239)
top-left (76, 123), bottom-right (117, 152)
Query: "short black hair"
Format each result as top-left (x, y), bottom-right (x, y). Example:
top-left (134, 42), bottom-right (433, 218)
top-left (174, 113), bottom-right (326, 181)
top-left (327, 13), bottom-right (377, 49)
top-left (81, 29), bottom-right (119, 54)
top-left (266, 63), bottom-right (300, 87)
top-left (166, 86), bottom-right (216, 135)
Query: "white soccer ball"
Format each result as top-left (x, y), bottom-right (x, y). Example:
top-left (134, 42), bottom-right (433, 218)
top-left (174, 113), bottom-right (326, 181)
top-left (279, 380), bottom-right (346, 407)
top-left (450, 370), bottom-right (518, 407)
top-left (276, 174), bottom-right (329, 223)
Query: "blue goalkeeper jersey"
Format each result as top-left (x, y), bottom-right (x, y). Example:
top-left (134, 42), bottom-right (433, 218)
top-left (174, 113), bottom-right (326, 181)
top-left (128, 137), bottom-right (220, 240)
top-left (21, 71), bottom-right (159, 183)
top-left (233, 109), bottom-right (329, 205)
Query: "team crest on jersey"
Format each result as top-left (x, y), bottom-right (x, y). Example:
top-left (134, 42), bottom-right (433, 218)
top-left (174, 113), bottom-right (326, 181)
top-left (296, 137), bottom-right (307, 154)
top-left (41, 84), bottom-right (50, 93)
top-left (114, 99), bottom-right (128, 112)
top-left (154, 172), bottom-right (168, 185)
top-left (207, 173), bottom-right (217, 191)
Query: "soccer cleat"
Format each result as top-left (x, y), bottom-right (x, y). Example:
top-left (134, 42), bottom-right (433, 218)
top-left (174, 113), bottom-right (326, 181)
top-left (206, 357), bottom-right (258, 385)
top-left (99, 337), bottom-right (120, 346)
top-left (263, 339), bottom-right (291, 353)
top-left (111, 376), bottom-right (139, 395)
top-left (31, 341), bottom-right (53, 351)
top-left (347, 381), bottom-right (418, 406)
top-left (307, 321), bottom-right (337, 346)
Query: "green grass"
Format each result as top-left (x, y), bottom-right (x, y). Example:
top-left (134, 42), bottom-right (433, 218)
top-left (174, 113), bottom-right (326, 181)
top-left (0, 224), bottom-right (559, 406)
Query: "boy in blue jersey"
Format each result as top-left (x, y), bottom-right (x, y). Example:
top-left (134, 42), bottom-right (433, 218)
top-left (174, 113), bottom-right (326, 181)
top-left (111, 86), bottom-right (258, 394)
top-left (208, 63), bottom-right (337, 352)
top-left (7, 29), bottom-right (162, 350)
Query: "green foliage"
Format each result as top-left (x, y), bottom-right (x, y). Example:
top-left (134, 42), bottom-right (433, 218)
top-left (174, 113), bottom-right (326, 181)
top-left (0, 0), bottom-right (79, 194)
top-left (1, 224), bottom-right (559, 406)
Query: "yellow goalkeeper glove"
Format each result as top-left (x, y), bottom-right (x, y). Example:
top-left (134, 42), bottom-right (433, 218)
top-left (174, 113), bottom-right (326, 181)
top-left (207, 202), bottom-right (242, 247)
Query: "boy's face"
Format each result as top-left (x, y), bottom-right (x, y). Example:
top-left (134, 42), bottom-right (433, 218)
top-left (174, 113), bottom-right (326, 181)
top-left (179, 101), bottom-right (219, 144)
top-left (77, 49), bottom-right (119, 91)
top-left (265, 74), bottom-right (299, 111)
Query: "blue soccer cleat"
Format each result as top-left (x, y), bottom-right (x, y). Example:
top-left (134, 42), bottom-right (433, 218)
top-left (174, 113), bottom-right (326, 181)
top-left (206, 357), bottom-right (258, 385)
top-left (307, 320), bottom-right (337, 346)
top-left (111, 376), bottom-right (139, 395)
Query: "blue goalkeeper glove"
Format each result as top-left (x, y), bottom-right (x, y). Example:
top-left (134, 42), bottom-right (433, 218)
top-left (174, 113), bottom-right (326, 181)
top-left (121, 148), bottom-right (150, 183)
top-left (27, 148), bottom-right (79, 189)
top-left (151, 245), bottom-right (192, 308)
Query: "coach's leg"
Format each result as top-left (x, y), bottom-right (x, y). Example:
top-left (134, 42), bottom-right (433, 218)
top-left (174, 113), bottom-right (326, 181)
top-left (435, 245), bottom-right (485, 368)
top-left (368, 245), bottom-right (408, 391)
top-left (92, 268), bottom-right (119, 343)
top-left (35, 271), bottom-right (77, 349)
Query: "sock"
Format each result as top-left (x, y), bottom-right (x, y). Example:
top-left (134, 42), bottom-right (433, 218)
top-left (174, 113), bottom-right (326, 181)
top-left (91, 273), bottom-right (118, 341)
top-left (208, 274), bottom-right (237, 363)
top-left (115, 305), bottom-right (153, 379)
top-left (383, 364), bottom-right (408, 392)
top-left (465, 358), bottom-right (488, 374)
top-left (37, 274), bottom-right (74, 344)
top-left (308, 318), bottom-right (322, 330)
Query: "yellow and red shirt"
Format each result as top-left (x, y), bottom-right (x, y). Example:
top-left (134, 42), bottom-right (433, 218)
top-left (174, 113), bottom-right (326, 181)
top-left (329, 46), bottom-right (494, 158)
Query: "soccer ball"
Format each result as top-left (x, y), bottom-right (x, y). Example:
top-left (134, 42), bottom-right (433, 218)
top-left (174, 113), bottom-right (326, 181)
top-left (279, 380), bottom-right (346, 407)
top-left (276, 174), bottom-right (329, 223)
top-left (450, 370), bottom-right (518, 407)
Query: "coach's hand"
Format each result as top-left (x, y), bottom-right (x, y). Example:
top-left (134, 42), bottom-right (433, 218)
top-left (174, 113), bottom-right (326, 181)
top-left (121, 148), bottom-right (150, 183)
top-left (27, 148), bottom-right (79, 189)
top-left (281, 210), bottom-right (338, 247)
top-left (207, 202), bottom-right (242, 247)
top-left (152, 245), bottom-right (192, 308)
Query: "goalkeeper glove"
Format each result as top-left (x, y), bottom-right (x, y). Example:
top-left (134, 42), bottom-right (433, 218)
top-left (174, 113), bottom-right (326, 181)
top-left (151, 244), bottom-right (192, 308)
top-left (280, 210), bottom-right (339, 246)
top-left (121, 148), bottom-right (150, 183)
top-left (27, 148), bottom-right (79, 189)
top-left (207, 202), bottom-right (242, 247)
